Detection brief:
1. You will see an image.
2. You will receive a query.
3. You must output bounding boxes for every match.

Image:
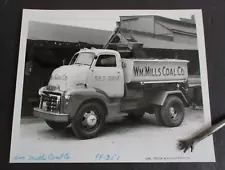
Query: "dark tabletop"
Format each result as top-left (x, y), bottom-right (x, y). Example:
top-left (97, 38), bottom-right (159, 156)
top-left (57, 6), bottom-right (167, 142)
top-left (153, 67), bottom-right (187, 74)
top-left (1, 0), bottom-right (225, 169)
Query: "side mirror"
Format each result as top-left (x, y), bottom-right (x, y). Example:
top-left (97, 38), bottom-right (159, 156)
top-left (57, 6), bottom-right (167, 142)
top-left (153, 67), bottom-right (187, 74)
top-left (94, 56), bottom-right (98, 60)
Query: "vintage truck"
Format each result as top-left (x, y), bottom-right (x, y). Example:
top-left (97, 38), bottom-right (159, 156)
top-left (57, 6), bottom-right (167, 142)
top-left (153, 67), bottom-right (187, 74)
top-left (33, 46), bottom-right (190, 139)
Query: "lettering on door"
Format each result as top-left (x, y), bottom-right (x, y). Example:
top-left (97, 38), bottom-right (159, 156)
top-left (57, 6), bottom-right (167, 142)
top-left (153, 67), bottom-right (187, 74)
top-left (95, 75), bottom-right (119, 81)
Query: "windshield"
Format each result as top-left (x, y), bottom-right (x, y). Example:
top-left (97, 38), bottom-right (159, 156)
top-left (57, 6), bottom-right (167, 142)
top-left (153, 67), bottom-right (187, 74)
top-left (70, 52), bottom-right (95, 66)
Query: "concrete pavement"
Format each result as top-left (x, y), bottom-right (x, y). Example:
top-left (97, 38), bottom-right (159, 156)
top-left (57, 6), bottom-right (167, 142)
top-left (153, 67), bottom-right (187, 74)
top-left (12, 107), bottom-right (216, 163)
top-left (20, 107), bottom-right (204, 141)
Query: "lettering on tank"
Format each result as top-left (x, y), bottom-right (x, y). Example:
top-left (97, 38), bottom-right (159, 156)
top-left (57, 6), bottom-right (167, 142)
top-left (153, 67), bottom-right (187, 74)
top-left (133, 66), bottom-right (185, 77)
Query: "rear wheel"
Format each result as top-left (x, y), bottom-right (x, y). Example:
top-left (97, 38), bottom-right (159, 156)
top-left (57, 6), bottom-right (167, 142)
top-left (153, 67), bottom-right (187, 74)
top-left (45, 121), bottom-right (70, 130)
top-left (160, 96), bottom-right (185, 127)
top-left (71, 102), bottom-right (106, 139)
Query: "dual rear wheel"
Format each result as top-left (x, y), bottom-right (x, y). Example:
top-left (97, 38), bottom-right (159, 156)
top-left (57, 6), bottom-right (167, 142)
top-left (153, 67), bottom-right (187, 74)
top-left (155, 96), bottom-right (185, 127)
top-left (126, 96), bottom-right (185, 127)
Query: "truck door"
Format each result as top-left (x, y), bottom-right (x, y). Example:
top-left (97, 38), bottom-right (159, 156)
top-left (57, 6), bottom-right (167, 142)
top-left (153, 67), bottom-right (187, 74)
top-left (89, 53), bottom-right (124, 98)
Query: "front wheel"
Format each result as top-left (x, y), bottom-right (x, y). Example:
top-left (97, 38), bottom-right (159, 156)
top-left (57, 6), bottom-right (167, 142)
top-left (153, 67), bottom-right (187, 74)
top-left (158, 96), bottom-right (185, 127)
top-left (71, 102), bottom-right (106, 139)
top-left (45, 121), bottom-right (70, 130)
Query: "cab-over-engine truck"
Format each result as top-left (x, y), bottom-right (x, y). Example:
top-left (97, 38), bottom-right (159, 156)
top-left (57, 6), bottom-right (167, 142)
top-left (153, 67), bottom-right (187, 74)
top-left (33, 46), bottom-right (190, 139)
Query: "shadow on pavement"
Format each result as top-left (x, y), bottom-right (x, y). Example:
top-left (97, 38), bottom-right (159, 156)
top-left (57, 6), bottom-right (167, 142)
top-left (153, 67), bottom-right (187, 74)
top-left (35, 114), bottom-right (160, 140)
top-left (24, 107), bottom-right (204, 140)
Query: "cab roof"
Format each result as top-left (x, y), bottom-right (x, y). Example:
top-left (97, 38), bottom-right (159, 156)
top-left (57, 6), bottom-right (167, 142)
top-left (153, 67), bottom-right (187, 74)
top-left (78, 48), bottom-right (119, 55)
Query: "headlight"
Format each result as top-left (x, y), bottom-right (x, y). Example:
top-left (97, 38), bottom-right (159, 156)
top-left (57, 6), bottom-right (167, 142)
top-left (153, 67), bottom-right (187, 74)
top-left (38, 87), bottom-right (46, 95)
top-left (38, 88), bottom-right (43, 95)
top-left (65, 92), bottom-right (71, 100)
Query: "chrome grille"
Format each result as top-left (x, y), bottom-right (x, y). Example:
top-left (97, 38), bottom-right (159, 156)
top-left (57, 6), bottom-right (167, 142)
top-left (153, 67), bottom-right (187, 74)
top-left (40, 92), bottom-right (61, 113)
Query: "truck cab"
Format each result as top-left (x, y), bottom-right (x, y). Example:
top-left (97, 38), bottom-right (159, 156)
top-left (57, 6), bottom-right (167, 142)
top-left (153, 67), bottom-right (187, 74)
top-left (83, 49), bottom-right (125, 98)
top-left (34, 48), bottom-right (189, 139)
top-left (47, 48), bottom-right (125, 97)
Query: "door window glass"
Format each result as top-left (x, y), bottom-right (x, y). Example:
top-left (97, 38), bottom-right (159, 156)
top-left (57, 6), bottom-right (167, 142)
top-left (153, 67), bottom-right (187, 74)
top-left (95, 55), bottom-right (116, 67)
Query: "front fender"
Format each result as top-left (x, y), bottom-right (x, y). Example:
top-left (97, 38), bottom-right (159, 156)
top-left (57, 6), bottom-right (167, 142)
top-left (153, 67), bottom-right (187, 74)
top-left (148, 90), bottom-right (189, 106)
top-left (63, 88), bottom-right (110, 120)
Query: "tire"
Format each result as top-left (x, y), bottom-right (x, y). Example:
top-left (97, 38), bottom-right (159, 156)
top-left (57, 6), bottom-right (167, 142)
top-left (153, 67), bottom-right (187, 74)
top-left (45, 120), bottom-right (70, 130)
top-left (127, 111), bottom-right (145, 120)
top-left (160, 96), bottom-right (185, 127)
top-left (71, 102), bottom-right (106, 139)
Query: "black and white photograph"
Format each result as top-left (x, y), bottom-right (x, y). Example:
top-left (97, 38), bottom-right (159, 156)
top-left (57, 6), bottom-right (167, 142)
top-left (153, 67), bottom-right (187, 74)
top-left (10, 9), bottom-right (215, 162)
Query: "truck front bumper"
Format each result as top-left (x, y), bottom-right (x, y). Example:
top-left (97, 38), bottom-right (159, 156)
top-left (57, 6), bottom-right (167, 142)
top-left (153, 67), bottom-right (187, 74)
top-left (33, 107), bottom-right (68, 122)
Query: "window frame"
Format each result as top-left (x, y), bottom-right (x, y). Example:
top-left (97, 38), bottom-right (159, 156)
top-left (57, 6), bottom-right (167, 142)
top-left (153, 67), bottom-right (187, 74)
top-left (95, 54), bottom-right (117, 67)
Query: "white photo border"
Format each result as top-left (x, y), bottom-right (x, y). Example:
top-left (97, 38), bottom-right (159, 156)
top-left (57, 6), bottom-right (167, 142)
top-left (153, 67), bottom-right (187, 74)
top-left (9, 9), bottom-right (215, 163)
